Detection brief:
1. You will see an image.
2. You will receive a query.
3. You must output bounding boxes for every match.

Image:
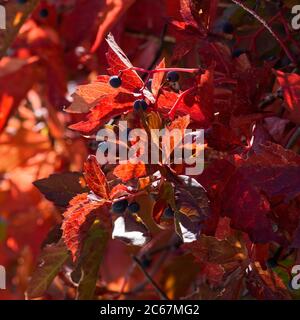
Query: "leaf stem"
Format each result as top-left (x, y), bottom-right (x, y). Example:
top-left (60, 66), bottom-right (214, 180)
top-left (168, 87), bottom-right (197, 119)
top-left (122, 67), bottom-right (200, 75)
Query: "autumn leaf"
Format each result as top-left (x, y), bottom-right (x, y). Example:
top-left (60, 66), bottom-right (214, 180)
top-left (61, 193), bottom-right (109, 261)
top-left (275, 71), bottom-right (300, 123)
top-left (76, 221), bottom-right (109, 300)
top-left (65, 77), bottom-right (115, 113)
top-left (113, 162), bottom-right (147, 182)
top-left (183, 235), bottom-right (247, 265)
top-left (222, 143), bottom-right (300, 243)
top-left (106, 33), bottom-right (144, 92)
top-left (68, 91), bottom-right (134, 133)
top-left (90, 0), bottom-right (136, 53)
top-left (33, 172), bottom-right (88, 207)
top-left (160, 254), bottom-right (200, 299)
top-left (26, 240), bottom-right (69, 299)
top-left (246, 262), bottom-right (291, 300)
top-left (0, 57), bottom-right (39, 133)
top-left (83, 155), bottom-right (110, 199)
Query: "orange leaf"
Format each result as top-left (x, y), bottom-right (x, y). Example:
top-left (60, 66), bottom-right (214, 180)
top-left (276, 70), bottom-right (300, 123)
top-left (106, 33), bottom-right (143, 92)
top-left (62, 193), bottom-right (106, 261)
top-left (83, 155), bottom-right (110, 199)
top-left (113, 162), bottom-right (147, 182)
top-left (90, 0), bottom-right (136, 53)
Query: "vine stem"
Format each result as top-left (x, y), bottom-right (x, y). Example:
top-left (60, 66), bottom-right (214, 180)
top-left (286, 127), bottom-right (300, 149)
top-left (168, 87), bottom-right (196, 119)
top-left (121, 67), bottom-right (200, 75)
top-left (231, 0), bottom-right (297, 65)
top-left (133, 256), bottom-right (169, 300)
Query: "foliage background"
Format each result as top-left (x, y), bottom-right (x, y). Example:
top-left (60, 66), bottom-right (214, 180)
top-left (0, 0), bottom-right (300, 300)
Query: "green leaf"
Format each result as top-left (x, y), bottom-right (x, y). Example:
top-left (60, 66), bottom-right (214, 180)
top-left (26, 240), bottom-right (69, 299)
top-left (76, 220), bottom-right (109, 300)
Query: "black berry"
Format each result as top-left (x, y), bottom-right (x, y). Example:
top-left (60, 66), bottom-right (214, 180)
top-left (163, 207), bottom-right (174, 218)
top-left (167, 71), bottom-right (180, 82)
top-left (133, 99), bottom-right (148, 111)
top-left (266, 258), bottom-right (278, 269)
top-left (232, 49), bottom-right (245, 58)
top-left (18, 0), bottom-right (28, 4)
top-left (112, 199), bottom-right (128, 214)
top-left (109, 75), bottom-right (122, 88)
top-left (222, 22), bottom-right (234, 34)
top-left (128, 202), bottom-right (140, 213)
top-left (40, 8), bottom-right (49, 18)
top-left (140, 256), bottom-right (152, 268)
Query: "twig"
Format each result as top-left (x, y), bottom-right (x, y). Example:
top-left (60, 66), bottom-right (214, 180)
top-left (231, 0), bottom-right (297, 65)
top-left (168, 86), bottom-right (196, 119)
top-left (147, 24), bottom-right (168, 72)
top-left (286, 127), bottom-right (300, 149)
top-left (133, 256), bottom-right (169, 300)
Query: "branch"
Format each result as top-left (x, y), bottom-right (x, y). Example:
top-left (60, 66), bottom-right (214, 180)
top-left (133, 256), bottom-right (169, 300)
top-left (286, 126), bottom-right (300, 149)
top-left (231, 0), bottom-right (297, 65)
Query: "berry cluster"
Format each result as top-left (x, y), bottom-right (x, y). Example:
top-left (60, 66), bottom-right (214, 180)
top-left (108, 70), bottom-right (180, 113)
top-left (112, 199), bottom-right (140, 214)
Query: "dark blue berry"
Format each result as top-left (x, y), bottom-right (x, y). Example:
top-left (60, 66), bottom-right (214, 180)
top-left (163, 207), bottom-right (174, 218)
top-left (222, 22), bottom-right (234, 34)
top-left (40, 8), bottom-right (49, 18)
top-left (266, 258), bottom-right (278, 269)
top-left (128, 202), bottom-right (140, 213)
top-left (141, 256), bottom-right (152, 268)
top-left (133, 99), bottom-right (148, 111)
top-left (112, 199), bottom-right (128, 214)
top-left (18, 0), bottom-right (28, 4)
top-left (232, 49), bottom-right (245, 58)
top-left (167, 71), bottom-right (180, 82)
top-left (109, 75), bottom-right (122, 88)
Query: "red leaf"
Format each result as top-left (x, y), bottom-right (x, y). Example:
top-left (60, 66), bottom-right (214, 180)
top-left (222, 143), bottom-right (300, 243)
top-left (90, 0), bottom-right (136, 53)
top-left (62, 193), bottom-right (106, 261)
top-left (0, 57), bottom-right (39, 133)
top-left (69, 91), bottom-right (134, 133)
top-left (247, 262), bottom-right (291, 300)
top-left (83, 155), bottom-right (110, 199)
top-left (110, 184), bottom-right (132, 199)
top-left (275, 71), bottom-right (300, 123)
top-left (65, 76), bottom-right (115, 113)
top-left (180, 0), bottom-right (204, 33)
top-left (106, 33), bottom-right (143, 92)
top-left (113, 162), bottom-right (147, 182)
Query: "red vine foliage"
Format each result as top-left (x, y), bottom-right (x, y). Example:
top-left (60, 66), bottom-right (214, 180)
top-left (1, 0), bottom-right (300, 300)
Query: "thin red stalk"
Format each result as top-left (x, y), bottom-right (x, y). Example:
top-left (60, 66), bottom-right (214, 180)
top-left (168, 86), bottom-right (196, 119)
top-left (122, 67), bottom-right (200, 74)
top-left (231, 0), bottom-right (297, 64)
